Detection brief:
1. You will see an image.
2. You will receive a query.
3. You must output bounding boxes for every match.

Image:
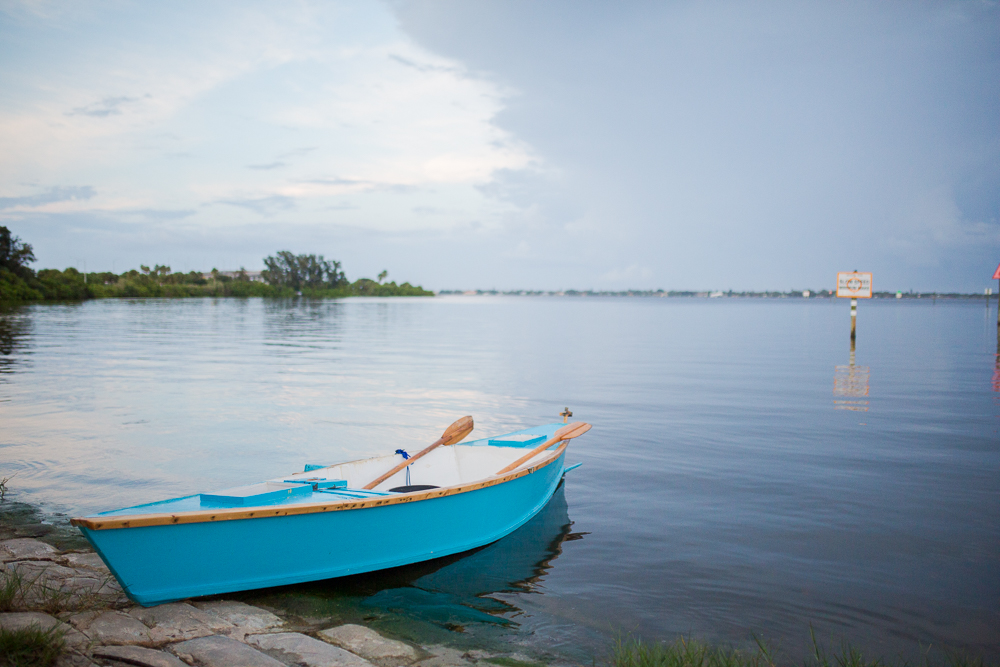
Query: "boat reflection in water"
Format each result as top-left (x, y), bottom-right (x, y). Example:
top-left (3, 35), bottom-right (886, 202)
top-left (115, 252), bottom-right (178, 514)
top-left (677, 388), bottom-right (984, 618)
top-left (240, 483), bottom-right (582, 638)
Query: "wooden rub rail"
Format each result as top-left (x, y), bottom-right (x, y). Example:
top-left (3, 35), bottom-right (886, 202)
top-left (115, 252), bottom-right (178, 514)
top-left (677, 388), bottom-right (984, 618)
top-left (71, 443), bottom-right (568, 531)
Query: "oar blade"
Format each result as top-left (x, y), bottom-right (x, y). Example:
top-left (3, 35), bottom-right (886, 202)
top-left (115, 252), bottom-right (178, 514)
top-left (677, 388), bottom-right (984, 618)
top-left (555, 421), bottom-right (591, 441)
top-left (494, 421), bottom-right (591, 476)
top-left (363, 415), bottom-right (474, 490)
top-left (441, 415), bottom-right (474, 445)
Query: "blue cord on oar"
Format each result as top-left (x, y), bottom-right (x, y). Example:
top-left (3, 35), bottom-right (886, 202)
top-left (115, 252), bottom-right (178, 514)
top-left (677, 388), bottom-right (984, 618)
top-left (395, 449), bottom-right (411, 484)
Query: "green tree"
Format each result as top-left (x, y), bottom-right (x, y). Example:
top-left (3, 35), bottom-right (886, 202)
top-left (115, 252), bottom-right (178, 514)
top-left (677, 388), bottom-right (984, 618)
top-left (262, 251), bottom-right (347, 290)
top-left (0, 226), bottom-right (36, 279)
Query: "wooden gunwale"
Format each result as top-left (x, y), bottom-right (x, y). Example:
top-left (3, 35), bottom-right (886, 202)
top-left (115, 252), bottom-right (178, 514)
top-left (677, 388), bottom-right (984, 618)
top-left (71, 442), bottom-right (568, 531)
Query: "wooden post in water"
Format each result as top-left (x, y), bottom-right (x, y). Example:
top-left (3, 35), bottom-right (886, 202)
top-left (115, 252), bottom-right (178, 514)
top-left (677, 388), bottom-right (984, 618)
top-left (850, 298), bottom-right (857, 346)
top-left (837, 271), bottom-right (869, 350)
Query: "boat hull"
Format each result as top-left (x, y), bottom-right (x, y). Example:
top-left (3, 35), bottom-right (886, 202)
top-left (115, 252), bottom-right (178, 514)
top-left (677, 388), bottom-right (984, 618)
top-left (80, 450), bottom-right (566, 606)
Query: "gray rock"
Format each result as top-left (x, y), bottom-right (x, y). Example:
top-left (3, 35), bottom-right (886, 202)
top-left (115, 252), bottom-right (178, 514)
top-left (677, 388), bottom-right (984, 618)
top-left (0, 537), bottom-right (58, 562)
top-left (194, 600), bottom-right (283, 639)
top-left (60, 573), bottom-right (105, 592)
top-left (0, 611), bottom-right (90, 649)
top-left (6, 560), bottom-right (126, 609)
top-left (248, 632), bottom-right (375, 667)
top-left (56, 653), bottom-right (99, 667)
top-left (63, 573), bottom-right (123, 598)
top-left (317, 625), bottom-right (419, 667)
top-left (0, 610), bottom-right (63, 632)
top-left (462, 651), bottom-right (494, 661)
top-left (69, 610), bottom-right (152, 646)
top-left (58, 552), bottom-right (111, 573)
top-left (413, 646), bottom-right (474, 667)
top-left (14, 524), bottom-right (54, 539)
top-left (130, 602), bottom-right (233, 644)
top-left (93, 645), bottom-right (188, 667)
top-left (171, 634), bottom-right (286, 667)
top-left (65, 610), bottom-right (100, 627)
top-left (8, 559), bottom-right (79, 581)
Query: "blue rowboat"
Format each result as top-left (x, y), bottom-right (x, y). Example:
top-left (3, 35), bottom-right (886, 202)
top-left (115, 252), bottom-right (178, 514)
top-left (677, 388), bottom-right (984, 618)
top-left (71, 422), bottom-right (589, 607)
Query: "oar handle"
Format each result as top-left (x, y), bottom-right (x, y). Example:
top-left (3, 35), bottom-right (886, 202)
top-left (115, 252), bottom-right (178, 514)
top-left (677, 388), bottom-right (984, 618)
top-left (495, 421), bottom-right (591, 475)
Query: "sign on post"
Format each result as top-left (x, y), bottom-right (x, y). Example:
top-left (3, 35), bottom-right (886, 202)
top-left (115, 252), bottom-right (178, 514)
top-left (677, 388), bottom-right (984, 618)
top-left (837, 272), bottom-right (873, 299)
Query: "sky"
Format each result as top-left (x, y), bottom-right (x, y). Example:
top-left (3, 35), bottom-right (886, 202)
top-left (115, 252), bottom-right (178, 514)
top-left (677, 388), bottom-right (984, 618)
top-left (0, 0), bottom-right (997, 292)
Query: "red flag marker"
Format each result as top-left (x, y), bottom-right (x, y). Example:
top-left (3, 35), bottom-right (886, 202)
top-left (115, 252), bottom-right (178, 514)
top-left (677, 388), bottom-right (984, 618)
top-left (993, 263), bottom-right (1000, 280)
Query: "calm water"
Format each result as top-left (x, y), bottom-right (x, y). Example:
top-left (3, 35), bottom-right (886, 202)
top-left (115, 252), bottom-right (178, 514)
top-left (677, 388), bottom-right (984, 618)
top-left (1, 297), bottom-right (997, 663)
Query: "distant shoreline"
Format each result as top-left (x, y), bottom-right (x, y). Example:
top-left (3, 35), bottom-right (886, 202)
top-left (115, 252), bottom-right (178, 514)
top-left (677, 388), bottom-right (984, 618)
top-left (438, 289), bottom-right (993, 299)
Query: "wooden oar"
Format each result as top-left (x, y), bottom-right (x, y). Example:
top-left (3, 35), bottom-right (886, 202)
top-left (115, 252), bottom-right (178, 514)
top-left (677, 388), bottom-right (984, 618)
top-left (363, 416), bottom-right (474, 490)
top-left (495, 421), bottom-right (591, 475)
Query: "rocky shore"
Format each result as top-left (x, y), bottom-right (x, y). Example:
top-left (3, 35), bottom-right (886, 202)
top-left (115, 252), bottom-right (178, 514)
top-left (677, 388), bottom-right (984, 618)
top-left (0, 537), bottom-right (542, 667)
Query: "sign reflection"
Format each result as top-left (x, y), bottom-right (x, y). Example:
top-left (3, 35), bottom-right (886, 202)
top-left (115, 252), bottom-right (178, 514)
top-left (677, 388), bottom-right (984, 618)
top-left (833, 345), bottom-right (870, 412)
top-left (993, 330), bottom-right (1000, 393)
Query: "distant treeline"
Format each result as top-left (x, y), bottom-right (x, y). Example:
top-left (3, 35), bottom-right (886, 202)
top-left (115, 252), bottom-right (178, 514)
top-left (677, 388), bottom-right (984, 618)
top-left (439, 289), bottom-right (992, 299)
top-left (0, 227), bottom-right (432, 303)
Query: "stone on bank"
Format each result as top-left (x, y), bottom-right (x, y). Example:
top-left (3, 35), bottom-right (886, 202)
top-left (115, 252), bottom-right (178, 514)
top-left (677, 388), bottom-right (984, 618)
top-left (1, 537), bottom-right (521, 667)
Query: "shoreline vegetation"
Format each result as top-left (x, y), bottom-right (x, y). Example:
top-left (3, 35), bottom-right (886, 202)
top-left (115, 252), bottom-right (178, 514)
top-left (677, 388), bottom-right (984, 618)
top-left (0, 227), bottom-right (433, 304)
top-left (612, 634), bottom-right (993, 667)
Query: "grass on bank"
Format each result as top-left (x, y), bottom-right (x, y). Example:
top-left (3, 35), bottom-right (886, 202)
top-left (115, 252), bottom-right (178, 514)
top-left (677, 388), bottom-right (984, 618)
top-left (613, 635), bottom-right (777, 667)
top-left (0, 625), bottom-right (65, 667)
top-left (0, 567), bottom-right (21, 611)
top-left (0, 564), bottom-right (125, 615)
top-left (611, 633), bottom-right (995, 667)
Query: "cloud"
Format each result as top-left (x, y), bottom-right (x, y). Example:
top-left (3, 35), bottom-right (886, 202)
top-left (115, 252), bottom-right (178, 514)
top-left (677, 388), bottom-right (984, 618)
top-left (120, 208), bottom-right (197, 221)
top-left (0, 1), bottom-right (530, 247)
top-left (0, 186), bottom-right (95, 210)
top-left (276, 147), bottom-right (318, 159)
top-left (6, 2), bottom-right (994, 290)
top-left (389, 54), bottom-right (457, 75)
top-left (293, 178), bottom-right (421, 195)
top-left (215, 195), bottom-right (296, 216)
top-left (391, 0), bottom-right (1000, 291)
top-left (299, 177), bottom-right (367, 187)
top-left (600, 264), bottom-right (653, 284)
top-left (67, 95), bottom-right (145, 117)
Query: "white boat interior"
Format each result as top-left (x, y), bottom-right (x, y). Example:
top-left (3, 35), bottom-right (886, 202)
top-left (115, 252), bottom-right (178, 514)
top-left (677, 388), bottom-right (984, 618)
top-left (85, 428), bottom-right (568, 518)
top-left (277, 442), bottom-right (558, 493)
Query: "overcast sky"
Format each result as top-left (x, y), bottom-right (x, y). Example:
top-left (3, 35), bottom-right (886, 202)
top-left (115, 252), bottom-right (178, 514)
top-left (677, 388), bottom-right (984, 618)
top-left (1, 1), bottom-right (997, 291)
